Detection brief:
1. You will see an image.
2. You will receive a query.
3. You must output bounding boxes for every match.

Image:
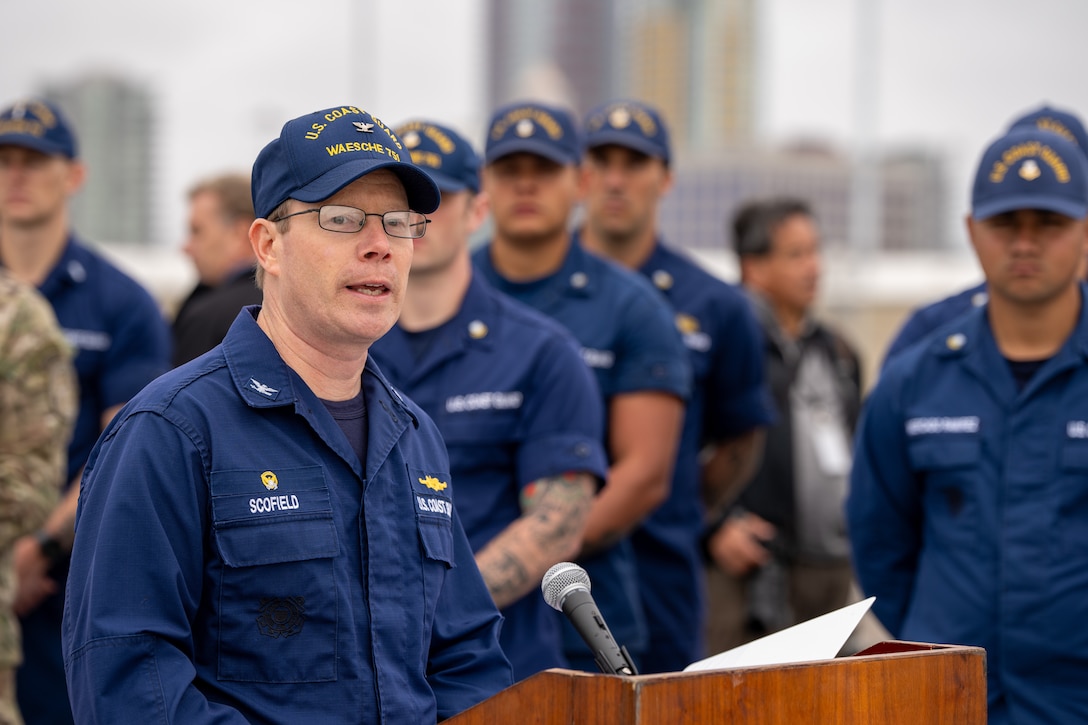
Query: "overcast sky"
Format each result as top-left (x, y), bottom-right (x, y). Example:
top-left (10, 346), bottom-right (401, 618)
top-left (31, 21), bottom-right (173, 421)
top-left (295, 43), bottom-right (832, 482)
top-left (3, 0), bottom-right (1087, 247)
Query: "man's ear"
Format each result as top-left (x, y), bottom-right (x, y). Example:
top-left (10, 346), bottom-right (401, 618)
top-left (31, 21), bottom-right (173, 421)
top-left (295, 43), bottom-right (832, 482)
top-left (660, 165), bottom-right (675, 196)
top-left (965, 214), bottom-right (980, 257)
top-left (741, 254), bottom-right (769, 291)
top-left (577, 161), bottom-right (592, 197)
top-left (250, 218), bottom-right (280, 281)
top-left (1077, 218), bottom-right (1088, 281)
top-left (468, 191), bottom-right (490, 233)
top-left (65, 159), bottom-right (86, 197)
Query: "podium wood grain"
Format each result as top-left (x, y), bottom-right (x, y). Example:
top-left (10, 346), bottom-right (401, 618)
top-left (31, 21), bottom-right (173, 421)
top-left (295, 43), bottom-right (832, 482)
top-left (446, 641), bottom-right (986, 724)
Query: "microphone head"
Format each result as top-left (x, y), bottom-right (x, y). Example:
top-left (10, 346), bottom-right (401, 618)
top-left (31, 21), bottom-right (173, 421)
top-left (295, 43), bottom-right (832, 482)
top-left (541, 561), bottom-right (591, 611)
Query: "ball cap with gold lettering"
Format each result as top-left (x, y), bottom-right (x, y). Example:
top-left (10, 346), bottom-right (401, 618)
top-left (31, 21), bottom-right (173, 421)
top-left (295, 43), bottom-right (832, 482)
top-left (0, 99), bottom-right (78, 158)
top-left (583, 99), bottom-right (670, 164)
top-left (251, 105), bottom-right (440, 219)
top-left (484, 101), bottom-right (581, 166)
top-left (1007, 103), bottom-right (1088, 159)
top-left (395, 120), bottom-right (480, 193)
top-left (971, 127), bottom-right (1088, 221)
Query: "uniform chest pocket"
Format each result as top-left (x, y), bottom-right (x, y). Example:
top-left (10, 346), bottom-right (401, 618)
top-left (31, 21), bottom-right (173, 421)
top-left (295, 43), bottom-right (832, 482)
top-left (1059, 442), bottom-right (1088, 503)
top-left (410, 465), bottom-right (456, 634)
top-left (1060, 442), bottom-right (1088, 473)
top-left (410, 465), bottom-right (455, 568)
top-left (907, 435), bottom-right (979, 471)
top-left (439, 409), bottom-right (521, 445)
top-left (210, 467), bottom-right (340, 684)
top-left (440, 412), bottom-right (521, 479)
top-left (908, 436), bottom-right (980, 544)
top-left (1056, 443), bottom-right (1088, 561)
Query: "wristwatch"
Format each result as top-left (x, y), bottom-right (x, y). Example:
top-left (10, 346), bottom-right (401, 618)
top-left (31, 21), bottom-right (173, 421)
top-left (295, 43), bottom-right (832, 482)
top-left (33, 530), bottom-right (64, 567)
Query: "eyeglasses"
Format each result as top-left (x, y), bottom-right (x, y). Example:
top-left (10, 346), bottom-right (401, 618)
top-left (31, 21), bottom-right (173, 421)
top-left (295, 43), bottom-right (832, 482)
top-left (275, 205), bottom-right (430, 239)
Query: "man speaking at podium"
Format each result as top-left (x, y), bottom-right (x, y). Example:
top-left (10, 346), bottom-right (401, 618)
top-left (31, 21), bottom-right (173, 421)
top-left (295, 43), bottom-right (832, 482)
top-left (61, 105), bottom-right (513, 723)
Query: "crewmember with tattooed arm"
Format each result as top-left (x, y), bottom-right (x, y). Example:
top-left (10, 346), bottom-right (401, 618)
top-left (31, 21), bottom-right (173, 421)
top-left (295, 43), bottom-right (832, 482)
top-left (370, 119), bottom-right (607, 681)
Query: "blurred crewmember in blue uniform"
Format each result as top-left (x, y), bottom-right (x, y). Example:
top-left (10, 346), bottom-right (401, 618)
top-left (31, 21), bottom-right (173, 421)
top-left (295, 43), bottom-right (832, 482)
top-left (577, 99), bottom-right (775, 672)
top-left (0, 97), bottom-right (171, 725)
top-left (473, 100), bottom-right (692, 672)
top-left (849, 125), bottom-right (1088, 723)
top-left (883, 103), bottom-right (1088, 367)
top-left (371, 119), bottom-right (607, 680)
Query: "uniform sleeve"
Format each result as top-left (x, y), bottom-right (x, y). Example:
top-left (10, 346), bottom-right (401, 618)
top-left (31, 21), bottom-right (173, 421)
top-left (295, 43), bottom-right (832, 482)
top-left (516, 331), bottom-right (608, 487)
top-left (100, 281), bottom-right (172, 408)
top-left (63, 411), bottom-right (249, 724)
top-left (845, 372), bottom-right (923, 637)
top-left (0, 292), bottom-right (75, 549)
top-left (428, 505), bottom-right (514, 719)
top-left (612, 283), bottom-right (691, 400)
top-left (703, 295), bottom-right (776, 441)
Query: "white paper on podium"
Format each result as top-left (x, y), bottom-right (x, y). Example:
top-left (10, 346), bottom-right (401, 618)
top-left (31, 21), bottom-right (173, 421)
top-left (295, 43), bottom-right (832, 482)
top-left (683, 596), bottom-right (875, 672)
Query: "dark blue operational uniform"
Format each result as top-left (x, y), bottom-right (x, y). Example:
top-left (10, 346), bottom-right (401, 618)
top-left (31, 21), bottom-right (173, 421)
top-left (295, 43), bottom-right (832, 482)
top-left (62, 308), bottom-right (513, 724)
top-left (628, 238), bottom-right (775, 672)
top-left (36, 236), bottom-right (172, 486)
top-left (15, 235), bottom-right (171, 725)
top-left (370, 273), bottom-right (609, 680)
top-left (473, 239), bottom-right (691, 671)
top-left (881, 280), bottom-right (987, 367)
top-left (847, 290), bottom-right (1088, 724)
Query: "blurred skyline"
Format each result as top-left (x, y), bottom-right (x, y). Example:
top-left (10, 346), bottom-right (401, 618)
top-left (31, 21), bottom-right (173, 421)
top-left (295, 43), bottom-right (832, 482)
top-left (3, 0), bottom-right (1088, 249)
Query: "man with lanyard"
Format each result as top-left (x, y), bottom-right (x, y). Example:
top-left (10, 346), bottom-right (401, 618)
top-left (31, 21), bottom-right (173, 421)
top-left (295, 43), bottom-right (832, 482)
top-left (371, 119), bottom-right (607, 680)
top-left (848, 125), bottom-right (1088, 722)
top-left (473, 100), bottom-right (691, 672)
top-left (706, 198), bottom-right (861, 653)
top-left (0, 98), bottom-right (171, 724)
top-left (577, 99), bottom-right (775, 672)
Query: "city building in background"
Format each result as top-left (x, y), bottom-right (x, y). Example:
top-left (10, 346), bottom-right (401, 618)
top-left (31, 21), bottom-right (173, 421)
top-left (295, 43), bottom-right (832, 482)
top-left (619, 0), bottom-right (757, 150)
top-left (659, 144), bottom-right (947, 253)
top-left (43, 74), bottom-right (156, 246)
top-left (485, 0), bottom-right (947, 253)
top-left (486, 0), bottom-right (617, 114)
top-left (486, 0), bottom-right (756, 151)
top-left (10, 0), bottom-right (967, 385)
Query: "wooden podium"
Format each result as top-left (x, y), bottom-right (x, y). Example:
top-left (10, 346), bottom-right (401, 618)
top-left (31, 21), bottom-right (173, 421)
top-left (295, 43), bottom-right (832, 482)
top-left (446, 641), bottom-right (986, 724)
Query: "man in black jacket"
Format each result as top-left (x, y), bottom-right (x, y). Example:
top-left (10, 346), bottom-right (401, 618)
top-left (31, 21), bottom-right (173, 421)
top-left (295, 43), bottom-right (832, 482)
top-left (705, 198), bottom-right (862, 653)
top-left (172, 172), bottom-right (262, 366)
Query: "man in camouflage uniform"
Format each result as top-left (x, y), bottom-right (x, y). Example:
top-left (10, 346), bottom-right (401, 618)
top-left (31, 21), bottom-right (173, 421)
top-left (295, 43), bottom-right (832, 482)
top-left (0, 270), bottom-right (76, 725)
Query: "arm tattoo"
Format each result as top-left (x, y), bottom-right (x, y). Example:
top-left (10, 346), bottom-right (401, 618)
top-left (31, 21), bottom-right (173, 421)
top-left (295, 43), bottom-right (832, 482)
top-left (486, 552), bottom-right (532, 605)
top-left (479, 472), bottom-right (595, 608)
top-left (522, 472), bottom-right (594, 546)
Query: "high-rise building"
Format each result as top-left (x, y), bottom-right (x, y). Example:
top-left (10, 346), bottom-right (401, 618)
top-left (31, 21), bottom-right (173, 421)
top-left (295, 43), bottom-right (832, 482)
top-left (485, 0), bottom-right (757, 149)
top-left (660, 144), bottom-right (947, 252)
top-left (483, 0), bottom-right (948, 251)
top-left (618, 0), bottom-right (757, 150)
top-left (43, 74), bottom-right (156, 245)
top-left (486, 0), bottom-right (617, 113)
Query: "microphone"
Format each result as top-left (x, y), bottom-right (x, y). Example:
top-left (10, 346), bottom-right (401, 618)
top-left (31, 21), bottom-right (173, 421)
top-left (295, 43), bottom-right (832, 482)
top-left (541, 562), bottom-right (638, 676)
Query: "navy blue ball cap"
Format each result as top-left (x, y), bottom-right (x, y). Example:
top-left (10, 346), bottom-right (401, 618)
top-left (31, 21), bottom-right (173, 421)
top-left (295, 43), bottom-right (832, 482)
top-left (251, 105), bottom-right (441, 219)
top-left (0, 99), bottom-right (78, 158)
top-left (971, 127), bottom-right (1088, 221)
top-left (1007, 103), bottom-right (1088, 159)
top-left (395, 120), bottom-right (480, 194)
top-left (484, 101), bottom-right (581, 166)
top-left (583, 99), bottom-right (670, 164)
